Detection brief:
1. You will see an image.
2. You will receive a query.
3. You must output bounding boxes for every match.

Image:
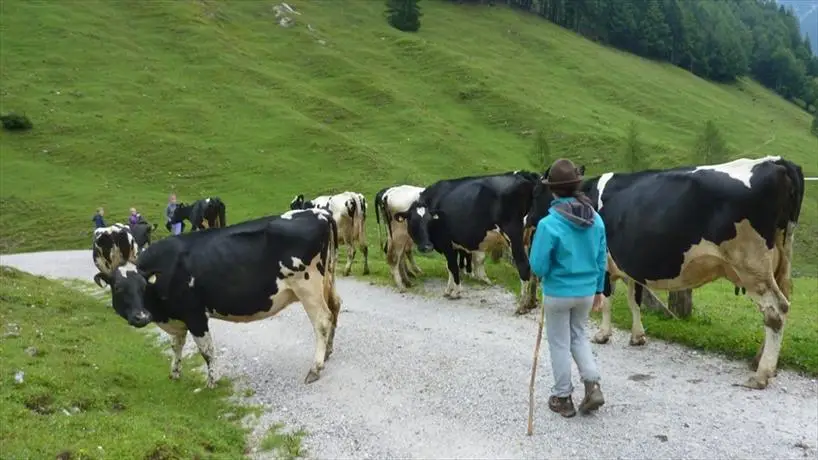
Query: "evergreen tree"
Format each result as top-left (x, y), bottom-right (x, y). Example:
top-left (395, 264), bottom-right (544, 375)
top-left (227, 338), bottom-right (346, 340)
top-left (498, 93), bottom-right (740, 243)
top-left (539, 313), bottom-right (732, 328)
top-left (694, 120), bottom-right (729, 164)
top-left (811, 113), bottom-right (818, 138)
top-left (640, 0), bottom-right (672, 60)
top-left (386, 0), bottom-right (422, 33)
top-left (622, 121), bottom-right (646, 172)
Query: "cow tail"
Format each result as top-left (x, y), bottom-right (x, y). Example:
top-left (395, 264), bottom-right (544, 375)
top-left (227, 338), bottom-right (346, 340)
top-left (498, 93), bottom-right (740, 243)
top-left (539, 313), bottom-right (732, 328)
top-left (322, 213), bottom-right (339, 305)
top-left (375, 193), bottom-right (383, 254)
top-left (776, 160), bottom-right (805, 294)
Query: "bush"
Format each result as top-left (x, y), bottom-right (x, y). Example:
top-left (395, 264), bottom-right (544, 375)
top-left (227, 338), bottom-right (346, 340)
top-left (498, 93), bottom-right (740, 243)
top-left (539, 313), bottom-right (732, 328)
top-left (0, 113), bottom-right (33, 131)
top-left (386, 0), bottom-right (422, 33)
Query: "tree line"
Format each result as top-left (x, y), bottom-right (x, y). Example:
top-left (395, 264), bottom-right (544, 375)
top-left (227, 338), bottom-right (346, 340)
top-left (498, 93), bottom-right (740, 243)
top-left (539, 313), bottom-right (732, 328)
top-left (447, 0), bottom-right (818, 114)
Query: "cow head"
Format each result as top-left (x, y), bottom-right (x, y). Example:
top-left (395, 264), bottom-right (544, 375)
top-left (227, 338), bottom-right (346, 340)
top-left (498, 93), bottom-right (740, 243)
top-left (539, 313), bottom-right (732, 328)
top-left (93, 265), bottom-right (156, 328)
top-left (526, 164), bottom-right (587, 229)
top-left (290, 195), bottom-right (306, 210)
top-left (394, 201), bottom-right (439, 253)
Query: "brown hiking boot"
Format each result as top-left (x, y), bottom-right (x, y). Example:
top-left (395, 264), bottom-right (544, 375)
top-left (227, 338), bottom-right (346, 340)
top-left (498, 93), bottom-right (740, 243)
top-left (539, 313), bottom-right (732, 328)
top-left (578, 380), bottom-right (605, 414)
top-left (548, 395), bottom-right (576, 418)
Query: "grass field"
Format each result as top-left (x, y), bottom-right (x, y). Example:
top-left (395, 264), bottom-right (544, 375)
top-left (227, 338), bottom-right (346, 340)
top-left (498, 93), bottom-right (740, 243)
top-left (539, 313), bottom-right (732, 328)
top-left (0, 0), bottom-right (816, 429)
top-left (0, 267), bottom-right (265, 459)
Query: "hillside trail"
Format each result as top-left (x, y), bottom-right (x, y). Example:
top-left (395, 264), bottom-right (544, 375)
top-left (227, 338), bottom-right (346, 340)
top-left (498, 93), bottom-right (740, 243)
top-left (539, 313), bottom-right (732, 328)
top-left (1, 250), bottom-right (816, 459)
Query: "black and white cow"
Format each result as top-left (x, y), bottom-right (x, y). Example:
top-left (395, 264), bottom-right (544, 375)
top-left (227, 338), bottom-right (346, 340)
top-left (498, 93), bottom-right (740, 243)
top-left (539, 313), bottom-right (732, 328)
top-left (527, 155), bottom-right (805, 390)
top-left (92, 208), bottom-right (342, 388)
top-left (397, 170), bottom-right (541, 313)
top-left (290, 191), bottom-right (369, 276)
top-left (374, 184), bottom-right (426, 291)
top-left (171, 197), bottom-right (227, 232)
top-left (92, 223), bottom-right (138, 276)
top-left (130, 216), bottom-right (158, 254)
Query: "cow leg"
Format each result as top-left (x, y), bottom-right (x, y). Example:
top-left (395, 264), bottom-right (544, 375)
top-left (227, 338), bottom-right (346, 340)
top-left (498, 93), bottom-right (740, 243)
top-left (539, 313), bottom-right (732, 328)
top-left (443, 250), bottom-right (463, 299)
top-left (472, 251), bottom-right (492, 284)
top-left (626, 281), bottom-right (647, 346)
top-left (742, 278), bottom-right (789, 389)
top-left (387, 240), bottom-right (409, 292)
top-left (360, 242), bottom-right (370, 275)
top-left (294, 281), bottom-right (333, 383)
top-left (188, 320), bottom-right (218, 389)
top-left (156, 320), bottom-right (188, 380)
top-left (323, 278), bottom-right (342, 360)
top-left (343, 244), bottom-right (356, 277)
top-left (406, 248), bottom-right (422, 277)
top-left (504, 225), bottom-right (536, 314)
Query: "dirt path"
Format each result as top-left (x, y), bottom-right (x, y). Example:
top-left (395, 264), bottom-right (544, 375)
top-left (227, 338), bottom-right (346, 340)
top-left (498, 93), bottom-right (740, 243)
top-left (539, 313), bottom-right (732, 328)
top-left (2, 250), bottom-right (816, 459)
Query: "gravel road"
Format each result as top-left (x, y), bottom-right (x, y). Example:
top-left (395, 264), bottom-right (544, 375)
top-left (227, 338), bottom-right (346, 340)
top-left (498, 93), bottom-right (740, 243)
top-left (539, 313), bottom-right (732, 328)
top-left (2, 250), bottom-right (817, 459)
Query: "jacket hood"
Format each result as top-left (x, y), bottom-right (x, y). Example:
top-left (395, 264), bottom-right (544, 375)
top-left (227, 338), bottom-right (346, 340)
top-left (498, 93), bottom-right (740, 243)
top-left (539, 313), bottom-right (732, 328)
top-left (550, 197), bottom-right (595, 229)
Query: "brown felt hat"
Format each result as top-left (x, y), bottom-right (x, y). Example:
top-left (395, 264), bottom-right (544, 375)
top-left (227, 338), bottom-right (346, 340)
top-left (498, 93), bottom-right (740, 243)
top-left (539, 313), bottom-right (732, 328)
top-left (542, 158), bottom-right (583, 186)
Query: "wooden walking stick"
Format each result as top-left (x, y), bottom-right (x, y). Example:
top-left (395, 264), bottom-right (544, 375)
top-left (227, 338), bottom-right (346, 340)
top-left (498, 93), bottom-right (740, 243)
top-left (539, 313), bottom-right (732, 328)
top-left (527, 301), bottom-right (547, 436)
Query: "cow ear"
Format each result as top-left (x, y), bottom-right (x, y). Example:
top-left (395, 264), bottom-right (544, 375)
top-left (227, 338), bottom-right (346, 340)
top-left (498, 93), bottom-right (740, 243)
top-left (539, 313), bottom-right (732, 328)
top-left (93, 272), bottom-right (112, 289)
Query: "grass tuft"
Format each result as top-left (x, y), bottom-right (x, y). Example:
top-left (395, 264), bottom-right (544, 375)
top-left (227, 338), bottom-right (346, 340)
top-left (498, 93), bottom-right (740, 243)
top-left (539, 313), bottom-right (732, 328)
top-left (259, 422), bottom-right (307, 460)
top-left (0, 266), bottom-right (255, 459)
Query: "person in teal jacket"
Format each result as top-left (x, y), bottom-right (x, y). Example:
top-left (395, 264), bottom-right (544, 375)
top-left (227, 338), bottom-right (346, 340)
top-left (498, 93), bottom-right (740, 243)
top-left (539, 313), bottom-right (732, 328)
top-left (528, 158), bottom-right (607, 418)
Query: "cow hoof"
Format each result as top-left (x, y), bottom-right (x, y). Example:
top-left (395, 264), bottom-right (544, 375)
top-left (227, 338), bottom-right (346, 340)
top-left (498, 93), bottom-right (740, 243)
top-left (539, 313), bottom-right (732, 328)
top-left (591, 333), bottom-right (611, 344)
top-left (629, 335), bottom-right (647, 346)
top-left (206, 379), bottom-right (217, 390)
top-left (749, 358), bottom-right (760, 372)
top-left (513, 307), bottom-right (529, 316)
top-left (324, 349), bottom-right (333, 361)
top-left (739, 376), bottom-right (768, 390)
top-left (304, 369), bottom-right (321, 384)
top-left (169, 371), bottom-right (181, 380)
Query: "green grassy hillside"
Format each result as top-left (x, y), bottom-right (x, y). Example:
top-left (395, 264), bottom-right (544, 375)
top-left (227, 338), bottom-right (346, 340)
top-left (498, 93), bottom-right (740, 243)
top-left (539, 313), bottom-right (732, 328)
top-left (1, 0), bottom-right (816, 274)
top-left (0, 267), bottom-right (256, 458)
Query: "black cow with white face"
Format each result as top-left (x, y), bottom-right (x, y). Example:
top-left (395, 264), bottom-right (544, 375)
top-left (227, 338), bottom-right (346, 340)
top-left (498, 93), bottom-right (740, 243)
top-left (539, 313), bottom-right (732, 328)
top-left (93, 208), bottom-right (342, 388)
top-left (170, 197), bottom-right (227, 232)
top-left (396, 170), bottom-right (540, 313)
top-left (129, 216), bottom-right (158, 254)
top-left (527, 155), bottom-right (804, 390)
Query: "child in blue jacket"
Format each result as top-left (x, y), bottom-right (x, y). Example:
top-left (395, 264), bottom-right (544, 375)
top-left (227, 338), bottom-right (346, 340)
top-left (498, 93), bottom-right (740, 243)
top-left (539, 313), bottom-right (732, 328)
top-left (528, 158), bottom-right (607, 418)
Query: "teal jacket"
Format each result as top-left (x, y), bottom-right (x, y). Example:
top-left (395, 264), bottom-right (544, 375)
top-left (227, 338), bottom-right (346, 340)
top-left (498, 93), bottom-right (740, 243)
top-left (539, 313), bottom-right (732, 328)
top-left (528, 196), bottom-right (608, 298)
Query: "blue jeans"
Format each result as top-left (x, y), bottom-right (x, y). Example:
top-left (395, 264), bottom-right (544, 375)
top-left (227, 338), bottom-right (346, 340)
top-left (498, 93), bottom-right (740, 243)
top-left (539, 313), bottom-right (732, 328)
top-left (544, 295), bottom-right (601, 397)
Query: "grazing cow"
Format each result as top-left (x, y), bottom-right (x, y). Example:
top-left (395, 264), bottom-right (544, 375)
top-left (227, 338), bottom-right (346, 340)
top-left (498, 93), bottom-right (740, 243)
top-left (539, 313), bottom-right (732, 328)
top-left (397, 170), bottom-right (541, 313)
top-left (374, 184), bottom-right (426, 291)
top-left (170, 197), bottom-right (227, 232)
top-left (290, 191), bottom-right (369, 276)
top-left (129, 216), bottom-right (158, 254)
top-left (528, 156), bottom-right (805, 389)
top-left (92, 208), bottom-right (342, 388)
top-left (92, 223), bottom-right (138, 276)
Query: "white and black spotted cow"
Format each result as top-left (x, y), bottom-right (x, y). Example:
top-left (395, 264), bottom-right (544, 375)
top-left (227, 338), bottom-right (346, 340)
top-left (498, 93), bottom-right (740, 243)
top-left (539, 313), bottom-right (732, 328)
top-left (290, 191), bottom-right (369, 276)
top-left (170, 197), bottom-right (227, 232)
top-left (374, 184), bottom-right (426, 291)
top-left (526, 155), bottom-right (805, 389)
top-left (92, 223), bottom-right (138, 276)
top-left (92, 208), bottom-right (342, 388)
top-left (398, 171), bottom-right (541, 313)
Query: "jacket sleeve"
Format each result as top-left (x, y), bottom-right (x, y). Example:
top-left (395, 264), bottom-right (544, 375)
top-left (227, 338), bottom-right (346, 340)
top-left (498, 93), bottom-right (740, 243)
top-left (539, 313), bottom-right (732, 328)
top-left (596, 215), bottom-right (608, 294)
top-left (528, 220), bottom-right (553, 279)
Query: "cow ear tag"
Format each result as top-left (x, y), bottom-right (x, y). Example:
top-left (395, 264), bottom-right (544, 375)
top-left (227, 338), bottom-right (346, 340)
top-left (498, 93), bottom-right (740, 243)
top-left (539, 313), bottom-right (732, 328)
top-left (147, 274), bottom-right (157, 284)
top-left (432, 213), bottom-right (440, 220)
